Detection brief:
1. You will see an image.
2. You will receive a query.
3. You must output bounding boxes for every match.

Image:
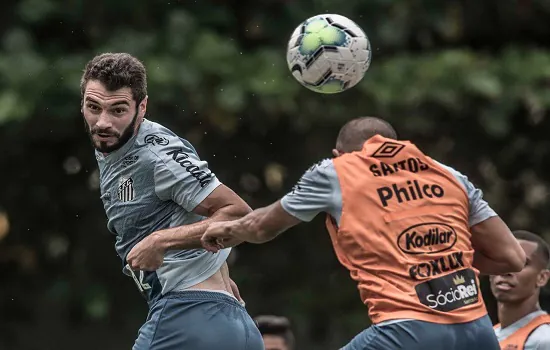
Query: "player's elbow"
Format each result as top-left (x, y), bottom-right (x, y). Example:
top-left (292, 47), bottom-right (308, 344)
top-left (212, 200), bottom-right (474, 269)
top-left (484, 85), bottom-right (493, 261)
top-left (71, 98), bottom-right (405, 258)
top-left (471, 216), bottom-right (526, 273)
top-left (505, 247), bottom-right (526, 272)
top-left (217, 202), bottom-right (252, 221)
top-left (497, 238), bottom-right (527, 273)
top-left (230, 196), bottom-right (253, 218)
top-left (491, 246), bottom-right (526, 273)
top-left (234, 202), bottom-right (253, 218)
top-left (242, 202), bottom-right (253, 214)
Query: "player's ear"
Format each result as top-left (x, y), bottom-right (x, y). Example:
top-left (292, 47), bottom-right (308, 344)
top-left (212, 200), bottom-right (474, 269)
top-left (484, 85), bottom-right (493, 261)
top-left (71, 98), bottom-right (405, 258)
top-left (139, 96), bottom-right (148, 116)
top-left (332, 149), bottom-right (341, 157)
top-left (536, 269), bottom-right (550, 288)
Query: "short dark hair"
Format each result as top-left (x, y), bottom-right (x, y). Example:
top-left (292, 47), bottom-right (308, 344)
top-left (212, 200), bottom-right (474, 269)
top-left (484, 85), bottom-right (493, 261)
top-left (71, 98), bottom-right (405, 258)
top-left (513, 230), bottom-right (550, 269)
top-left (335, 116), bottom-right (397, 153)
top-left (80, 53), bottom-right (147, 103)
top-left (255, 315), bottom-right (295, 349)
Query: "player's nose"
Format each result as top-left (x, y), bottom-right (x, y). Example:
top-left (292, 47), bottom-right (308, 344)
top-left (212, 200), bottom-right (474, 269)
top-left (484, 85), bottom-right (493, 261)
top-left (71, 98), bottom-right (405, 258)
top-left (95, 112), bottom-right (113, 130)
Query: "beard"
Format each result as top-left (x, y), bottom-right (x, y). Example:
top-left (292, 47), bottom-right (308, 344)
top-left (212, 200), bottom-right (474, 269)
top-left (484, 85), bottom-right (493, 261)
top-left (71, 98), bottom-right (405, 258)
top-left (85, 111), bottom-right (138, 153)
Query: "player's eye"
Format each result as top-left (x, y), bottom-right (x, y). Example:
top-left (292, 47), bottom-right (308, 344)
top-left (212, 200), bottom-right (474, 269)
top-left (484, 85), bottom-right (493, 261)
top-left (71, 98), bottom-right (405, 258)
top-left (113, 108), bottom-right (127, 115)
top-left (86, 103), bottom-right (100, 112)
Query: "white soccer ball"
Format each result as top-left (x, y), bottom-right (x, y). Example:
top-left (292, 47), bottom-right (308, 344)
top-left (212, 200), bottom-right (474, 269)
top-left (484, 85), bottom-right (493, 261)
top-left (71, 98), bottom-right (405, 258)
top-left (286, 14), bottom-right (372, 94)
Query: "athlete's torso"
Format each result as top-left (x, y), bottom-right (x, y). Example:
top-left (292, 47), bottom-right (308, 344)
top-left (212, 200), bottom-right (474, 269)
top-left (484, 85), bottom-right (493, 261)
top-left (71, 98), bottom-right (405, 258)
top-left (96, 119), bottom-right (230, 303)
top-left (325, 136), bottom-right (487, 324)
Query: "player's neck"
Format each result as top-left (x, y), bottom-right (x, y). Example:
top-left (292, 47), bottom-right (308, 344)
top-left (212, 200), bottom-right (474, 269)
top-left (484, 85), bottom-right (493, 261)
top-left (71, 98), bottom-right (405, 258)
top-left (498, 296), bottom-right (541, 328)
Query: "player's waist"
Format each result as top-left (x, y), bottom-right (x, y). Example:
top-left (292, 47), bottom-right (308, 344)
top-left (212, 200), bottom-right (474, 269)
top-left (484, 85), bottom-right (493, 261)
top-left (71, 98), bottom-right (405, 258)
top-left (163, 290), bottom-right (243, 307)
top-left (123, 248), bottom-right (232, 301)
top-left (370, 307), bottom-right (488, 326)
top-left (365, 294), bottom-right (488, 326)
top-left (360, 268), bottom-right (486, 323)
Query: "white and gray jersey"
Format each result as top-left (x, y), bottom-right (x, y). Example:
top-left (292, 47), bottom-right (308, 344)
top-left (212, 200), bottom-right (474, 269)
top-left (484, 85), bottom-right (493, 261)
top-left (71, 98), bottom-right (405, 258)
top-left (281, 158), bottom-right (497, 228)
top-left (96, 119), bottom-right (230, 303)
top-left (494, 310), bottom-right (550, 350)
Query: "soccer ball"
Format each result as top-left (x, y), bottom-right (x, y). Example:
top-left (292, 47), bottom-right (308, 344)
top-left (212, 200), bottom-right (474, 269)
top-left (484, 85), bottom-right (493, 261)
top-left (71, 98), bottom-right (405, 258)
top-left (286, 14), bottom-right (372, 94)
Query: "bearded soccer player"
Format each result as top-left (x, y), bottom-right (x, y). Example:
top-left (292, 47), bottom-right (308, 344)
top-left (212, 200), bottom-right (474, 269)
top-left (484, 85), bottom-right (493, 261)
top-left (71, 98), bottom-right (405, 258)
top-left (202, 117), bottom-right (527, 349)
top-left (81, 53), bottom-right (264, 350)
top-left (491, 230), bottom-right (550, 350)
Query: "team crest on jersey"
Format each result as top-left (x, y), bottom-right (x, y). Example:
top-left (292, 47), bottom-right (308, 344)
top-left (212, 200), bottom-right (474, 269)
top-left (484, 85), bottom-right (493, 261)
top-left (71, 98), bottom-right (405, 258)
top-left (117, 177), bottom-right (136, 202)
top-left (371, 141), bottom-right (405, 158)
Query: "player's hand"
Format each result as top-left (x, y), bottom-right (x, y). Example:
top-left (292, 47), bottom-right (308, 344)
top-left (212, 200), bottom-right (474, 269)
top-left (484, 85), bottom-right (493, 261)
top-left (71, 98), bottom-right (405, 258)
top-left (127, 233), bottom-right (165, 271)
top-left (201, 221), bottom-right (241, 253)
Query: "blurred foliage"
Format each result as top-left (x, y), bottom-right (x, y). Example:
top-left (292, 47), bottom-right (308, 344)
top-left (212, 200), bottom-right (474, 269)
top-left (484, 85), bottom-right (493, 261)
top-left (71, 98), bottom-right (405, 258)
top-left (1, 0), bottom-right (550, 349)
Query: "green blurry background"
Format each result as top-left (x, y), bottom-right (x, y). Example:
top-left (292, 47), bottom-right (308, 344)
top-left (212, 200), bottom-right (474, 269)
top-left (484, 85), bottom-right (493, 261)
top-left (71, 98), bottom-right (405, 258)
top-left (0, 0), bottom-right (549, 349)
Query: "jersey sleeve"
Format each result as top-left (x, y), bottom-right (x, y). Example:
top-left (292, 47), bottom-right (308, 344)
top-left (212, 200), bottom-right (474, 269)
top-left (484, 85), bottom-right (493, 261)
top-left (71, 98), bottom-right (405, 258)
top-left (148, 135), bottom-right (221, 212)
top-left (280, 158), bottom-right (342, 222)
top-left (436, 161), bottom-right (497, 227)
top-left (525, 324), bottom-right (550, 350)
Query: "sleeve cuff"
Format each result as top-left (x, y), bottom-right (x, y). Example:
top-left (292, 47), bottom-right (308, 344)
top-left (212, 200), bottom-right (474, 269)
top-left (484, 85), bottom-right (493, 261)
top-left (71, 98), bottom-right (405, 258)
top-left (469, 211), bottom-right (498, 227)
top-left (280, 196), bottom-right (315, 222)
top-left (186, 178), bottom-right (222, 212)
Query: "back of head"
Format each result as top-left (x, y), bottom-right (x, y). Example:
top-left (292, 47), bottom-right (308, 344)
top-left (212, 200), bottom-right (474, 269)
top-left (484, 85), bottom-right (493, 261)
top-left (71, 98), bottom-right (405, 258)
top-left (513, 230), bottom-right (550, 269)
top-left (335, 116), bottom-right (397, 153)
top-left (80, 52), bottom-right (147, 103)
top-left (254, 315), bottom-right (295, 349)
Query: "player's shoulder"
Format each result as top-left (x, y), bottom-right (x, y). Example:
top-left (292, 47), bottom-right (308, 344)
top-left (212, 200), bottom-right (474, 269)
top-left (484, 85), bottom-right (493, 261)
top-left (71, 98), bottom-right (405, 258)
top-left (136, 120), bottom-right (197, 158)
top-left (431, 158), bottom-right (464, 175)
top-left (431, 158), bottom-right (474, 185)
top-left (527, 323), bottom-right (550, 346)
top-left (303, 158), bottom-right (335, 177)
top-left (293, 158), bottom-right (338, 190)
top-left (530, 322), bottom-right (550, 337)
top-left (137, 119), bottom-right (183, 147)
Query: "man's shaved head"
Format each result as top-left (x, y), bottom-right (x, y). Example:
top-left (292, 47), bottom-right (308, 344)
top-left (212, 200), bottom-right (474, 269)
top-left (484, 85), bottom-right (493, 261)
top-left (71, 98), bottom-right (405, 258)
top-left (335, 117), bottom-right (397, 153)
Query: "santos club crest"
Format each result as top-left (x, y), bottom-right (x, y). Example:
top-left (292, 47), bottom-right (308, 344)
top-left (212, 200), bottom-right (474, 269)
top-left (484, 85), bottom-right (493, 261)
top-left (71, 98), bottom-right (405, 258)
top-left (117, 177), bottom-right (136, 202)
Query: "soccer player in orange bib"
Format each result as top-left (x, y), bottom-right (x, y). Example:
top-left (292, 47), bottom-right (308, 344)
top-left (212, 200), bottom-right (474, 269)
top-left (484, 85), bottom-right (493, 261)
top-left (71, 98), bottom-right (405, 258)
top-left (491, 230), bottom-right (550, 350)
top-left (202, 117), bottom-right (527, 349)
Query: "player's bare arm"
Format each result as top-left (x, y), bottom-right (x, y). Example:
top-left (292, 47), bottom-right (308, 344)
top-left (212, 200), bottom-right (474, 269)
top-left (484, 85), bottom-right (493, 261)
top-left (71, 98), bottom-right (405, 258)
top-left (200, 158), bottom-right (337, 252)
top-left (126, 185), bottom-right (251, 270)
top-left (437, 161), bottom-right (527, 276)
top-left (471, 216), bottom-right (526, 274)
top-left (201, 201), bottom-right (301, 253)
top-left (158, 184), bottom-right (252, 248)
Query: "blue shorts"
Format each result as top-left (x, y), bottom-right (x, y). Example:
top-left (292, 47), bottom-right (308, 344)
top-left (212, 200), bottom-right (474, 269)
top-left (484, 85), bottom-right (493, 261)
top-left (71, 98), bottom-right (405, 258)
top-left (342, 315), bottom-right (499, 350)
top-left (133, 290), bottom-right (264, 350)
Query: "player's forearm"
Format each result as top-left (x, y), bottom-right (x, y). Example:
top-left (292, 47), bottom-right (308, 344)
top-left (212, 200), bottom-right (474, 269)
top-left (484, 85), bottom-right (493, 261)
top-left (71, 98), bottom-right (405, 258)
top-left (231, 206), bottom-right (283, 244)
top-left (471, 217), bottom-right (526, 273)
top-left (229, 201), bottom-right (301, 244)
top-left (473, 250), bottom-right (525, 275)
top-left (156, 205), bottom-right (251, 250)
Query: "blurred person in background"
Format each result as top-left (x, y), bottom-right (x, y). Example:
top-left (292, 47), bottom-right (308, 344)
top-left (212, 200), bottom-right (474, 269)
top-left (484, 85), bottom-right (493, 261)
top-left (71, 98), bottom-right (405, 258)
top-left (491, 230), bottom-right (550, 350)
top-left (81, 52), bottom-right (263, 349)
top-left (202, 116), bottom-right (526, 350)
top-left (254, 315), bottom-right (295, 350)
